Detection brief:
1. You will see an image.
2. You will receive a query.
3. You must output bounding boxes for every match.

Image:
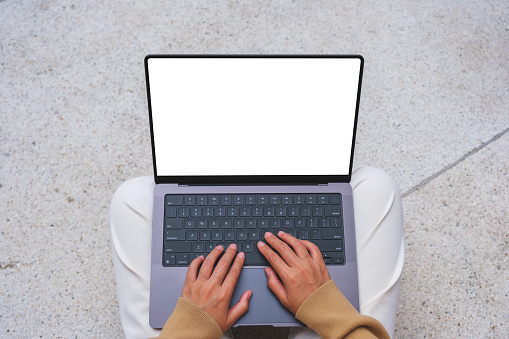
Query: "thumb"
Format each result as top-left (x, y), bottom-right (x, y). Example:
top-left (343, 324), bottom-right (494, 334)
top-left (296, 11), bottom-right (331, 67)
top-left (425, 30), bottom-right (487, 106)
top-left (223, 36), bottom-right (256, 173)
top-left (225, 290), bottom-right (252, 330)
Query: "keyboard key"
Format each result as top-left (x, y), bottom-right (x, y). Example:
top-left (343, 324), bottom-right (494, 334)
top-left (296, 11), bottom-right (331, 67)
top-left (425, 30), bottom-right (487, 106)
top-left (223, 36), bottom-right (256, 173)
top-left (317, 240), bottom-right (343, 252)
top-left (197, 196), bottom-right (208, 205)
top-left (239, 207), bottom-right (250, 217)
top-left (324, 206), bottom-right (341, 217)
top-left (257, 195), bottom-right (268, 205)
top-left (192, 242), bottom-right (204, 253)
top-left (287, 207), bottom-right (298, 216)
top-left (165, 219), bottom-right (183, 229)
top-left (165, 230), bottom-right (186, 241)
top-left (294, 195), bottom-right (305, 205)
top-left (197, 219), bottom-right (208, 228)
top-left (251, 206), bottom-right (263, 216)
top-left (184, 219), bottom-right (196, 229)
top-left (211, 230), bottom-right (223, 241)
top-left (282, 195), bottom-right (293, 204)
top-left (227, 207), bottom-right (238, 217)
top-left (221, 195), bottom-right (232, 205)
top-left (318, 218), bottom-right (330, 227)
top-left (184, 196), bottom-right (196, 205)
top-left (166, 195), bottom-right (184, 206)
top-left (164, 242), bottom-right (191, 253)
top-left (177, 254), bottom-right (189, 265)
top-left (330, 194), bottom-right (342, 205)
top-left (310, 229), bottom-right (321, 240)
top-left (257, 218), bottom-right (269, 229)
top-left (233, 195), bottom-right (244, 205)
top-left (214, 207), bottom-right (226, 217)
top-left (246, 195), bottom-right (256, 205)
top-left (244, 252), bottom-right (268, 265)
top-left (322, 229), bottom-right (343, 240)
top-left (269, 195), bottom-right (281, 205)
top-left (233, 219), bottom-right (245, 228)
top-left (224, 230), bottom-right (235, 241)
top-left (209, 219), bottom-right (219, 228)
top-left (263, 206), bottom-right (274, 217)
top-left (299, 206), bottom-right (311, 217)
top-left (306, 194), bottom-right (317, 204)
top-left (178, 207), bottom-right (190, 218)
top-left (191, 207), bottom-right (201, 217)
top-left (248, 230), bottom-right (259, 240)
top-left (318, 195), bottom-right (329, 204)
top-left (187, 230), bottom-right (198, 241)
top-left (276, 206), bottom-right (286, 217)
top-left (246, 219), bottom-right (257, 229)
top-left (164, 254), bottom-right (176, 265)
top-left (330, 217), bottom-right (342, 228)
top-left (295, 218), bottom-right (306, 228)
top-left (236, 230), bottom-right (247, 241)
top-left (242, 242), bottom-right (254, 252)
top-left (199, 230), bottom-right (211, 241)
top-left (209, 195), bottom-right (220, 205)
top-left (165, 207), bottom-right (177, 218)
top-left (312, 206), bottom-right (323, 216)
top-left (220, 218), bottom-right (232, 228)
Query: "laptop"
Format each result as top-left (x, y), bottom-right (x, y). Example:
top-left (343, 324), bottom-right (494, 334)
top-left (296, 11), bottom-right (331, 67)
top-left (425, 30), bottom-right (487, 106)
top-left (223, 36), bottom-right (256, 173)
top-left (146, 55), bottom-right (364, 328)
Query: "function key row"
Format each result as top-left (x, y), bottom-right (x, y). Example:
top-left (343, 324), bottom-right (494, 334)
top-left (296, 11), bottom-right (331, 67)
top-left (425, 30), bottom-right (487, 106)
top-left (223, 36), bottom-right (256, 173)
top-left (165, 205), bottom-right (342, 218)
top-left (165, 194), bottom-right (342, 206)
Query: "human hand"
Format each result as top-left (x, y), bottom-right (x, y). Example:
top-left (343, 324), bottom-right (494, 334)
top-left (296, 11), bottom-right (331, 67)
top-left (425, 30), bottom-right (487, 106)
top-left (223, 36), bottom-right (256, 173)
top-left (257, 231), bottom-right (331, 314)
top-left (181, 244), bottom-right (252, 332)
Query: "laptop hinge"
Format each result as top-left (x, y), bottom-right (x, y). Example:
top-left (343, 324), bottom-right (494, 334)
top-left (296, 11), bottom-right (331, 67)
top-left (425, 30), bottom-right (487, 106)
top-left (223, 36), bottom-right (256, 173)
top-left (178, 183), bottom-right (330, 187)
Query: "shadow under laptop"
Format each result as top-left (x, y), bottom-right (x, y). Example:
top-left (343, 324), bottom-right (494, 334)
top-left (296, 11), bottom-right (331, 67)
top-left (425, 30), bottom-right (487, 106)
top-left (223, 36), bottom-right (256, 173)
top-left (232, 326), bottom-right (291, 339)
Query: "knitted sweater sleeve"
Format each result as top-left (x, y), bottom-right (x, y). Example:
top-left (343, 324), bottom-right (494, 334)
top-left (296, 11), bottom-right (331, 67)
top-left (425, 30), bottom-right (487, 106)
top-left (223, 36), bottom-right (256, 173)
top-left (150, 297), bottom-right (224, 339)
top-left (295, 280), bottom-right (390, 339)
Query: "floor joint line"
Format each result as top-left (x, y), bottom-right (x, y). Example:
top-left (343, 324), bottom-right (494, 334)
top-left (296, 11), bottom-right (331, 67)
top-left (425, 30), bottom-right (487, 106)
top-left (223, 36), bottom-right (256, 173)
top-left (401, 127), bottom-right (509, 198)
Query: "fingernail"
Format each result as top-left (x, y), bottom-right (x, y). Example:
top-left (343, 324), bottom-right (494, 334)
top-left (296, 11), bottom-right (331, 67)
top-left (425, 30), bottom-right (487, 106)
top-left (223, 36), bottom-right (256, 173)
top-left (258, 241), bottom-right (265, 247)
top-left (216, 245), bottom-right (224, 251)
top-left (278, 231), bottom-right (285, 237)
top-left (265, 232), bottom-right (272, 238)
top-left (229, 243), bottom-right (237, 250)
top-left (238, 252), bottom-right (245, 259)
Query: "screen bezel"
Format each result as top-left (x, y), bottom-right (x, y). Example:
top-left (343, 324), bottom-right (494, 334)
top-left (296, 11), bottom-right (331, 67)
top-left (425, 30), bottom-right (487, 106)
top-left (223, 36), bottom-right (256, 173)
top-left (145, 54), bottom-right (363, 185)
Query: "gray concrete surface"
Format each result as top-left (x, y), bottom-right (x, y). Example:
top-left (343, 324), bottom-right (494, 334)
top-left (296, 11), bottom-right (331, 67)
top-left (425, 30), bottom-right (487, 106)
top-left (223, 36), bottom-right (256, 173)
top-left (1, 0), bottom-right (508, 338)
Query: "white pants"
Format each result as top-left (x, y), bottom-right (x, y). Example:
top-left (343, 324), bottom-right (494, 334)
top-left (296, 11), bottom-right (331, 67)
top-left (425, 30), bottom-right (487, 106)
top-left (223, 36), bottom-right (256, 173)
top-left (110, 166), bottom-right (404, 339)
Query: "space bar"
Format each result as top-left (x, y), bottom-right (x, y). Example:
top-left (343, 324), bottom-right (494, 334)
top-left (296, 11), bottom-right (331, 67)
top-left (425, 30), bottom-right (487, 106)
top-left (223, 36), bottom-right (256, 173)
top-left (244, 252), bottom-right (268, 266)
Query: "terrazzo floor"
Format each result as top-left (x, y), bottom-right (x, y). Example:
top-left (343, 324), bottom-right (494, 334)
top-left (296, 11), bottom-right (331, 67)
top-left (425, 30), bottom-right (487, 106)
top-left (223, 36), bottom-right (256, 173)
top-left (1, 0), bottom-right (508, 338)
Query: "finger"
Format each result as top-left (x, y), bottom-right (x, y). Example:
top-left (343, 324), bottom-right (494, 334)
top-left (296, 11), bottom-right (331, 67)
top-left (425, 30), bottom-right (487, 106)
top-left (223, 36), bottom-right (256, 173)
top-left (277, 231), bottom-right (311, 259)
top-left (300, 240), bottom-right (325, 263)
top-left (198, 245), bottom-right (224, 279)
top-left (263, 231), bottom-right (300, 267)
top-left (222, 251), bottom-right (245, 289)
top-left (211, 243), bottom-right (238, 282)
top-left (257, 238), bottom-right (288, 276)
top-left (264, 267), bottom-right (289, 309)
top-left (225, 290), bottom-right (252, 329)
top-left (182, 255), bottom-right (204, 296)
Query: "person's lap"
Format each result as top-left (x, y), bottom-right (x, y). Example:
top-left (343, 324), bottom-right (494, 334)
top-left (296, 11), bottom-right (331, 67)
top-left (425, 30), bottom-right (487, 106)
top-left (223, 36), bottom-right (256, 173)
top-left (110, 166), bottom-right (404, 339)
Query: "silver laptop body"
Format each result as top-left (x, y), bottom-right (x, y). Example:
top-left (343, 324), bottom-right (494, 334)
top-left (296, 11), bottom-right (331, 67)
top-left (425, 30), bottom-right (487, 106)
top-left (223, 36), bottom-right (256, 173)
top-left (145, 55), bottom-right (364, 328)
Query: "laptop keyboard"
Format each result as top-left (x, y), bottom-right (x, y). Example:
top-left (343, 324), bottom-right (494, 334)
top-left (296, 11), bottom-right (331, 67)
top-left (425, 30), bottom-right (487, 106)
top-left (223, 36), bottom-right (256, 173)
top-left (162, 194), bottom-right (345, 267)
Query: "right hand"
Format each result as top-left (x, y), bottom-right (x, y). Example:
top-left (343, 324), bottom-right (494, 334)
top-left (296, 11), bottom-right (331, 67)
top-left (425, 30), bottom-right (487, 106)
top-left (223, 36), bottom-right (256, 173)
top-left (257, 231), bottom-right (332, 314)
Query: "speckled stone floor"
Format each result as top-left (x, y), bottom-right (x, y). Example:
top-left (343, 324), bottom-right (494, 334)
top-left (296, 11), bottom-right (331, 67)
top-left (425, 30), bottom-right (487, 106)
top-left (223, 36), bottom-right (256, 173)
top-left (1, 1), bottom-right (508, 338)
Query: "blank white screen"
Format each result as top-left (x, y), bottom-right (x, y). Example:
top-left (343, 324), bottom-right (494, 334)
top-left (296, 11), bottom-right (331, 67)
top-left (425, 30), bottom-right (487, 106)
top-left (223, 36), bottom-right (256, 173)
top-left (148, 57), bottom-right (361, 176)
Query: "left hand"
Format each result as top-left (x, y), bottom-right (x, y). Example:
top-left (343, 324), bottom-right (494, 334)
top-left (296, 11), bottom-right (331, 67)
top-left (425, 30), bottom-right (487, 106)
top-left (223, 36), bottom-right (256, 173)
top-left (181, 244), bottom-right (252, 332)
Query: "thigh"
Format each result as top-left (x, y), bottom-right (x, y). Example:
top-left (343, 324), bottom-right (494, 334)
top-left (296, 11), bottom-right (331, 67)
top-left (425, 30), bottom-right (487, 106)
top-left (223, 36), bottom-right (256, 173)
top-left (351, 166), bottom-right (404, 336)
top-left (110, 176), bottom-right (160, 339)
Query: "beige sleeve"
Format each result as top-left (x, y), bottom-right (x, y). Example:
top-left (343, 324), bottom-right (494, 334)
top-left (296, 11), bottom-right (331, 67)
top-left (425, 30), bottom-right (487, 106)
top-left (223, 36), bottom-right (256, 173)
top-left (150, 297), bottom-right (224, 339)
top-left (295, 280), bottom-right (390, 339)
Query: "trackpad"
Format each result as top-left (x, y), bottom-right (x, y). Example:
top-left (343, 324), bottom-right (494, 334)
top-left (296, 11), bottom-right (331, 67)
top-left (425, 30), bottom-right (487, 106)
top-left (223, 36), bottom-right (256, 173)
top-left (230, 267), bottom-right (300, 327)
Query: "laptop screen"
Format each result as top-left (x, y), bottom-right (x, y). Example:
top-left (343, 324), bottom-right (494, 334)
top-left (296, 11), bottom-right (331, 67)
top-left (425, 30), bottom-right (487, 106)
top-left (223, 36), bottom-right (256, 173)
top-left (145, 55), bottom-right (363, 184)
